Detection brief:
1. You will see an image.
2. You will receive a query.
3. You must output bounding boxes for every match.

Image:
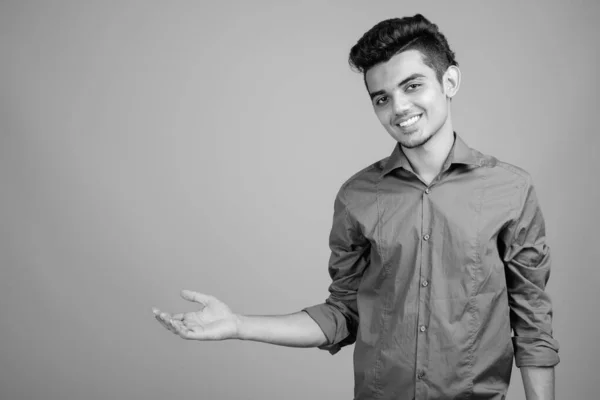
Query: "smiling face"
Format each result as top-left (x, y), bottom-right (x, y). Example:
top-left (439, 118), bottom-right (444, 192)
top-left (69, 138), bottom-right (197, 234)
top-left (365, 49), bottom-right (459, 149)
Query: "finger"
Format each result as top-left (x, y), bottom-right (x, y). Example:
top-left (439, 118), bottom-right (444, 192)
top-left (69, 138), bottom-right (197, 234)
top-left (159, 312), bottom-right (171, 320)
top-left (153, 308), bottom-right (170, 320)
top-left (156, 308), bottom-right (184, 322)
top-left (167, 318), bottom-right (183, 333)
top-left (166, 316), bottom-right (200, 340)
top-left (158, 316), bottom-right (177, 334)
top-left (155, 314), bottom-right (177, 334)
top-left (170, 318), bottom-right (186, 330)
top-left (171, 319), bottom-right (194, 339)
top-left (180, 290), bottom-right (212, 305)
top-left (158, 312), bottom-right (179, 334)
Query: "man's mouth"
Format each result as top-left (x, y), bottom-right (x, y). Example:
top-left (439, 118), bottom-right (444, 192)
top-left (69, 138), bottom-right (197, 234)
top-left (397, 114), bottom-right (422, 128)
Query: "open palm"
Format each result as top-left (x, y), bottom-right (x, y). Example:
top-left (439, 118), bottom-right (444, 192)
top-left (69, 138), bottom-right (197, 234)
top-left (153, 290), bottom-right (239, 340)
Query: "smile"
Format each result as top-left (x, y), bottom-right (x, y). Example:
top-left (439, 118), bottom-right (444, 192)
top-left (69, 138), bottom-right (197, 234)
top-left (397, 114), bottom-right (422, 128)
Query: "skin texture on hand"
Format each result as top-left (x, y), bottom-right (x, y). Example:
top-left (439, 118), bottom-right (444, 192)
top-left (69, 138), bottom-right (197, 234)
top-left (153, 290), bottom-right (240, 340)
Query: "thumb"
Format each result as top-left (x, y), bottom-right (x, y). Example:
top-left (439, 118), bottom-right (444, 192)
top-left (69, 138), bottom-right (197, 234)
top-left (180, 289), bottom-right (212, 305)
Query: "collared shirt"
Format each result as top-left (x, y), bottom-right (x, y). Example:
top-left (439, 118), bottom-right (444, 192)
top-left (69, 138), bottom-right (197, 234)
top-left (303, 134), bottom-right (559, 400)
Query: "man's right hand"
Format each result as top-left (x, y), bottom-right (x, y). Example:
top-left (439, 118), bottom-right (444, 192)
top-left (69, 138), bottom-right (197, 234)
top-left (153, 289), bottom-right (240, 340)
top-left (153, 290), bottom-right (328, 348)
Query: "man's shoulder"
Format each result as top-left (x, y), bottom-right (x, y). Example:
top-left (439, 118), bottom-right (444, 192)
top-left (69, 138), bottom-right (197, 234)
top-left (481, 151), bottom-right (533, 186)
top-left (339, 156), bottom-right (388, 192)
top-left (332, 156), bottom-right (388, 206)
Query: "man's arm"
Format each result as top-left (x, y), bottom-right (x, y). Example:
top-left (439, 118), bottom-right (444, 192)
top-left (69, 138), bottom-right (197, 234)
top-left (153, 290), bottom-right (327, 346)
top-left (500, 175), bottom-right (559, 400)
top-left (236, 312), bottom-right (327, 347)
top-left (521, 367), bottom-right (555, 400)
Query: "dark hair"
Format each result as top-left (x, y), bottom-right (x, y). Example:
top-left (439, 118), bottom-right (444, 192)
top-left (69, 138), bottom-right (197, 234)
top-left (349, 14), bottom-right (458, 83)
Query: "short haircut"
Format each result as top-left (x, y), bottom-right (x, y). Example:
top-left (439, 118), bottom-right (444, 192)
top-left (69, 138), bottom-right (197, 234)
top-left (349, 14), bottom-right (458, 84)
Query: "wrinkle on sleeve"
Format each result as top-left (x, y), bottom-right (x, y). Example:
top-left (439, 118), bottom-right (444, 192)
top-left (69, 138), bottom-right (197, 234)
top-left (500, 176), bottom-right (560, 367)
top-left (303, 186), bottom-right (370, 355)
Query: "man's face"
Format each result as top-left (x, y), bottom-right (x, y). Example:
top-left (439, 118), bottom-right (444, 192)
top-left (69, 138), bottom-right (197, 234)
top-left (365, 50), bottom-right (454, 149)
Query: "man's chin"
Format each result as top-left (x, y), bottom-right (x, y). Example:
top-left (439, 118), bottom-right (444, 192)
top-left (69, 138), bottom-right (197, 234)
top-left (397, 132), bottom-right (432, 149)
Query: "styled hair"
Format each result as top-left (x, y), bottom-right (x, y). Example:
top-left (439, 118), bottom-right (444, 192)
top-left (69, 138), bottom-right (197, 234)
top-left (349, 14), bottom-right (458, 83)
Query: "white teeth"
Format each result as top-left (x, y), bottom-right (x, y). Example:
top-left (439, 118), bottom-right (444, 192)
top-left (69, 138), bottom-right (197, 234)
top-left (399, 114), bottom-right (420, 127)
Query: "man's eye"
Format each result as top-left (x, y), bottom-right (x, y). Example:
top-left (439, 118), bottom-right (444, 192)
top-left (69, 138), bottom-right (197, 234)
top-left (407, 83), bottom-right (421, 91)
top-left (375, 97), bottom-right (388, 105)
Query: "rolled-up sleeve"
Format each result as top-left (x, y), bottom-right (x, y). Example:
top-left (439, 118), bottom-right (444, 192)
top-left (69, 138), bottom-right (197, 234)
top-left (303, 186), bottom-right (370, 355)
top-left (501, 176), bottom-right (560, 367)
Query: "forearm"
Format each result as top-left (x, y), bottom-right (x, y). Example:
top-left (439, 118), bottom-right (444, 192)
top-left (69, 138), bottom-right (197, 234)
top-left (521, 366), bottom-right (555, 400)
top-left (236, 311), bottom-right (328, 348)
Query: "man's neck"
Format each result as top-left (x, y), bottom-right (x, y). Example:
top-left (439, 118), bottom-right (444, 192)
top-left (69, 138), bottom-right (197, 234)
top-left (401, 126), bottom-right (455, 185)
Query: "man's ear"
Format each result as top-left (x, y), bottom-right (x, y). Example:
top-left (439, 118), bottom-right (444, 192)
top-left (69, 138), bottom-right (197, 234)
top-left (443, 66), bottom-right (461, 98)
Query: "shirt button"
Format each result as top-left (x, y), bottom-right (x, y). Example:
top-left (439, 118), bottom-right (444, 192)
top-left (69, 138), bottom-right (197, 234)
top-left (423, 234), bottom-right (430, 241)
top-left (422, 280), bottom-right (429, 287)
top-left (419, 325), bottom-right (427, 332)
top-left (417, 370), bottom-right (425, 379)
top-left (425, 188), bottom-right (430, 194)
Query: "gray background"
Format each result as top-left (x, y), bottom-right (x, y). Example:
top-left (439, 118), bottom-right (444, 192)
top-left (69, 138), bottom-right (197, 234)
top-left (1, 1), bottom-right (598, 399)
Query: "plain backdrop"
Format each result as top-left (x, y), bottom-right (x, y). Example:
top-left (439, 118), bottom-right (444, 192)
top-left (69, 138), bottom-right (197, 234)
top-left (1, 1), bottom-right (598, 399)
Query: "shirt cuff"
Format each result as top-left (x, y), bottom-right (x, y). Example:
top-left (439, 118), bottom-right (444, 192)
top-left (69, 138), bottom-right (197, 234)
top-left (513, 336), bottom-right (560, 367)
top-left (302, 303), bottom-right (351, 355)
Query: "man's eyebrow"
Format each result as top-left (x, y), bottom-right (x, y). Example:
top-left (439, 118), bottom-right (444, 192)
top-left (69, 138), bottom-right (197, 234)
top-left (368, 73), bottom-right (427, 100)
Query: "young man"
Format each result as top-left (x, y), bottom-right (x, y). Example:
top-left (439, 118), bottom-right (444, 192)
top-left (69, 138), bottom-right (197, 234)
top-left (153, 14), bottom-right (559, 400)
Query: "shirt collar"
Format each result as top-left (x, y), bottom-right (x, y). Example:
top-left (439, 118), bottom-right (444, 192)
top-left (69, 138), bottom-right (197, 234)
top-left (381, 133), bottom-right (484, 177)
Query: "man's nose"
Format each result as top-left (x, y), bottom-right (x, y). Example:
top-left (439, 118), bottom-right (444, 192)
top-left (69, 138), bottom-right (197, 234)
top-left (392, 95), bottom-right (411, 115)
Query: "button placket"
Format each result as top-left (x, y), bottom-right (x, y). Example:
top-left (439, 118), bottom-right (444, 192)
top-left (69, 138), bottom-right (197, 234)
top-left (416, 182), bottom-right (432, 392)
